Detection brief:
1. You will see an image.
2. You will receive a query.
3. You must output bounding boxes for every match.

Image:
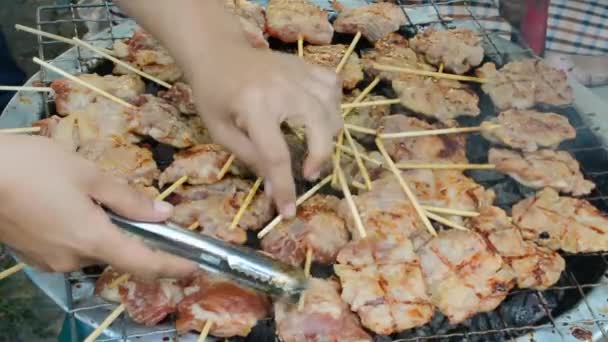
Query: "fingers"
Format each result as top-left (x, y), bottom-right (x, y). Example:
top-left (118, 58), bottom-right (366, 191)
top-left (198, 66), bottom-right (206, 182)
top-left (246, 120), bottom-right (296, 218)
top-left (88, 172), bottom-right (173, 222)
top-left (205, 119), bottom-right (261, 174)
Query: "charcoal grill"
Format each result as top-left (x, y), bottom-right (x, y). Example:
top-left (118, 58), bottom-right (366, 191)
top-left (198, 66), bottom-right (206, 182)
top-left (1, 0), bottom-right (608, 341)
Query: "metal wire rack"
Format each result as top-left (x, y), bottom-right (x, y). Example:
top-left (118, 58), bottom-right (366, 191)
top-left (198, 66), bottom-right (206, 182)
top-left (21, 0), bottom-right (608, 341)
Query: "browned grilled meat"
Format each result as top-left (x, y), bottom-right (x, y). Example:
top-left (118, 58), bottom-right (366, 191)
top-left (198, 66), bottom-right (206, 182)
top-left (261, 194), bottom-right (349, 266)
top-left (266, 0), bottom-right (333, 44)
top-left (274, 278), bottom-right (372, 342)
top-left (409, 28), bottom-right (484, 74)
top-left (331, 1), bottom-right (407, 42)
top-left (225, 0), bottom-right (269, 49)
top-left (177, 272), bottom-right (271, 337)
top-left (335, 236), bottom-right (434, 334)
top-left (476, 59), bottom-right (574, 110)
top-left (470, 206), bottom-right (565, 289)
top-left (112, 28), bottom-right (182, 82)
top-left (51, 73), bottom-right (145, 116)
top-left (489, 148), bottom-right (595, 196)
top-left (481, 109), bottom-right (576, 152)
top-left (380, 115), bottom-right (468, 163)
top-left (343, 91), bottom-right (390, 144)
top-left (418, 229), bottom-right (515, 324)
top-left (513, 188), bottom-right (608, 253)
top-left (158, 82), bottom-right (197, 115)
top-left (159, 144), bottom-right (232, 187)
top-left (392, 76), bottom-right (480, 121)
top-left (303, 44), bottom-right (363, 89)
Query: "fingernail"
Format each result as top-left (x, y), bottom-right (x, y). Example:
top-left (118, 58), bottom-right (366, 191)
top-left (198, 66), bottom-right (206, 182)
top-left (264, 179), bottom-right (272, 197)
top-left (154, 200), bottom-right (174, 215)
top-left (306, 170), bottom-right (321, 181)
top-left (281, 203), bottom-right (296, 218)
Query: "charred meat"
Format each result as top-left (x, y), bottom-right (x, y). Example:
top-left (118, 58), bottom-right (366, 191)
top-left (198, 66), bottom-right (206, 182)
top-left (331, 1), bottom-right (407, 42)
top-left (266, 0), bottom-right (333, 45)
top-left (303, 44), bottom-right (363, 89)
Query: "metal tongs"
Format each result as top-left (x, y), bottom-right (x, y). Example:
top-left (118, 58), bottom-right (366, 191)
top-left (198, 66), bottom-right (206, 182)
top-left (106, 210), bottom-right (308, 300)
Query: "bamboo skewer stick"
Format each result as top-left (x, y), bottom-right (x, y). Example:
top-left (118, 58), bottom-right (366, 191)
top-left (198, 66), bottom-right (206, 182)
top-left (423, 206), bottom-right (479, 217)
top-left (198, 320), bottom-right (214, 342)
top-left (0, 86), bottom-right (53, 92)
top-left (335, 31), bottom-right (362, 74)
top-left (157, 175), bottom-right (188, 201)
top-left (438, 63), bottom-right (444, 73)
top-left (16, 24), bottom-right (116, 56)
top-left (342, 76), bottom-right (381, 118)
top-left (336, 144), bottom-right (383, 166)
top-left (375, 138), bottom-right (436, 236)
top-left (84, 304), bottom-right (126, 342)
top-left (343, 123), bottom-right (378, 135)
top-left (187, 221), bottom-right (200, 230)
top-left (379, 124), bottom-right (499, 139)
top-left (343, 127), bottom-right (372, 190)
top-left (336, 163), bottom-right (367, 239)
top-left (372, 63), bottom-right (489, 83)
top-left (297, 34), bottom-right (304, 58)
top-left (331, 130), bottom-right (345, 187)
top-left (0, 263), bottom-right (25, 280)
top-left (257, 175), bottom-right (331, 238)
top-left (73, 37), bottom-right (172, 89)
top-left (425, 211), bottom-right (469, 231)
top-left (341, 98), bottom-right (400, 109)
top-left (108, 273), bottom-right (131, 290)
top-left (0, 127), bottom-right (41, 134)
top-left (396, 163), bottom-right (495, 170)
top-left (33, 57), bottom-right (135, 109)
top-left (297, 248), bottom-right (314, 311)
top-left (217, 154), bottom-right (236, 180)
top-left (229, 177), bottom-right (263, 230)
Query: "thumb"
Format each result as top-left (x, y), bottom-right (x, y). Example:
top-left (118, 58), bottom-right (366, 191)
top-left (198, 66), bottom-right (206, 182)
top-left (88, 173), bottom-right (173, 222)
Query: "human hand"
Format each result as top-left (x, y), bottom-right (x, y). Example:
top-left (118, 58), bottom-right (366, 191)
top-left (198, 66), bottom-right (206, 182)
top-left (189, 47), bottom-right (342, 218)
top-left (0, 135), bottom-right (197, 279)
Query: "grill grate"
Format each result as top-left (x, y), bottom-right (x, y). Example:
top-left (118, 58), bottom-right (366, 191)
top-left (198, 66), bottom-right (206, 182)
top-left (28, 0), bottom-right (608, 341)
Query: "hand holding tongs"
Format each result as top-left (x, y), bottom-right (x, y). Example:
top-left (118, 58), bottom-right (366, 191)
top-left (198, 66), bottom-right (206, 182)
top-left (106, 210), bottom-right (308, 299)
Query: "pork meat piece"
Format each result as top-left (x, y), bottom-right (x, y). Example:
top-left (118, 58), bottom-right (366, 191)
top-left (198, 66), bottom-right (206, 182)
top-left (343, 90), bottom-right (390, 144)
top-left (409, 28), bottom-right (484, 74)
top-left (33, 115), bottom-right (79, 152)
top-left (335, 236), bottom-right (434, 334)
top-left (129, 95), bottom-right (207, 148)
top-left (158, 82), bottom-right (197, 115)
top-left (171, 178), bottom-right (275, 245)
top-left (489, 148), bottom-right (595, 196)
top-left (51, 73), bottom-right (144, 115)
top-left (418, 229), bottom-right (515, 324)
top-left (303, 44), bottom-right (363, 89)
top-left (95, 266), bottom-right (124, 303)
top-left (470, 206), bottom-right (565, 289)
top-left (225, 0), bottom-right (269, 48)
top-left (481, 109), bottom-right (576, 152)
top-left (392, 76), bottom-right (480, 121)
top-left (513, 188), bottom-right (608, 253)
top-left (266, 0), bottom-right (333, 45)
top-left (119, 277), bottom-right (184, 326)
top-left (403, 169), bottom-right (496, 224)
top-left (74, 98), bottom-right (140, 146)
top-left (362, 33), bottom-right (434, 81)
top-left (476, 59), bottom-right (574, 110)
top-left (331, 1), bottom-right (407, 42)
top-left (159, 144), bottom-right (231, 187)
top-left (380, 114), bottom-right (468, 163)
top-left (176, 272), bottom-right (270, 337)
top-left (275, 277), bottom-right (372, 342)
top-left (338, 175), bottom-right (434, 248)
top-left (78, 142), bottom-right (159, 186)
top-left (261, 195), bottom-right (349, 266)
top-left (112, 28), bottom-right (182, 82)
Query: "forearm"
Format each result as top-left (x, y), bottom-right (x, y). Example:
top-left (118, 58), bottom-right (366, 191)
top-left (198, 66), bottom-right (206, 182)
top-left (115, 0), bottom-right (249, 81)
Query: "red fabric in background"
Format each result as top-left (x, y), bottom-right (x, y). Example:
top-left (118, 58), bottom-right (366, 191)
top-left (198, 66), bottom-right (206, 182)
top-left (521, 0), bottom-right (550, 55)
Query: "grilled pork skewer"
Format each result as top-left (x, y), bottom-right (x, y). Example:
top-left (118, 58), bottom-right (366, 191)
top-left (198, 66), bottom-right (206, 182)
top-left (481, 109), bottom-right (576, 152)
top-left (409, 28), bottom-right (484, 75)
top-left (266, 0), bottom-right (333, 45)
top-left (513, 188), bottom-right (608, 253)
top-left (489, 148), bottom-right (595, 196)
top-left (331, 1), bottom-right (406, 42)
